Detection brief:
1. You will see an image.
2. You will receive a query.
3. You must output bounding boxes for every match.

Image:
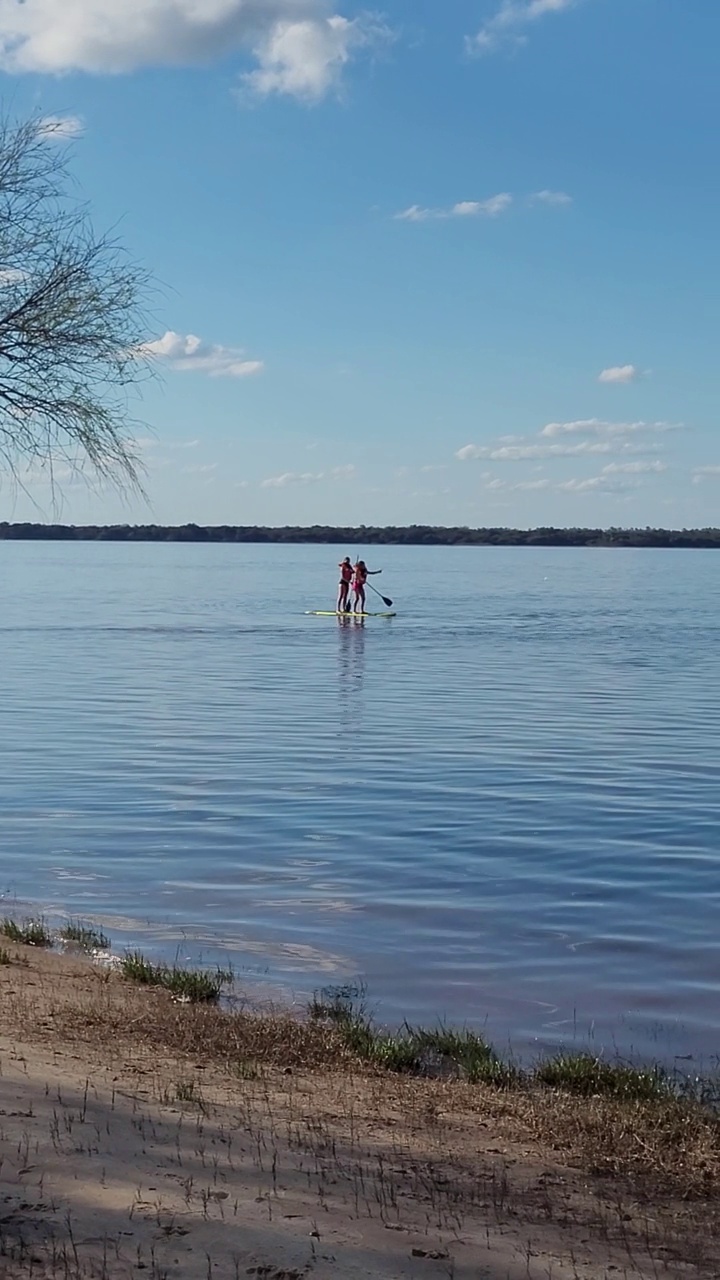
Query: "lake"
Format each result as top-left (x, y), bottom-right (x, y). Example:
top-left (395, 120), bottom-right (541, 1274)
top-left (1, 540), bottom-right (719, 1065)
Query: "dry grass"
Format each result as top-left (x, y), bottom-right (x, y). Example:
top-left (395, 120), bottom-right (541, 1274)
top-left (0, 944), bottom-right (718, 1203)
top-left (1, 944), bottom-right (720, 1277)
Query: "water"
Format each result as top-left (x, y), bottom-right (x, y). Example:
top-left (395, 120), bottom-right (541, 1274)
top-left (1, 541), bottom-right (719, 1064)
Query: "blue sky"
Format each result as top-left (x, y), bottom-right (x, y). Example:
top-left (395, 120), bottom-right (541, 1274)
top-left (1, 0), bottom-right (718, 528)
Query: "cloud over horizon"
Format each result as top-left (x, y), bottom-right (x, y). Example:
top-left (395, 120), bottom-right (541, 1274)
top-left (261, 464), bottom-right (355, 487)
top-left (457, 419), bottom-right (678, 496)
top-left (457, 440), bottom-right (617, 461)
top-left (692, 466), bottom-right (720, 485)
top-left (539, 418), bottom-right (675, 439)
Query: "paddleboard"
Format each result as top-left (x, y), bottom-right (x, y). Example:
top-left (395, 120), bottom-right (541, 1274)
top-left (307, 610), bottom-right (396, 618)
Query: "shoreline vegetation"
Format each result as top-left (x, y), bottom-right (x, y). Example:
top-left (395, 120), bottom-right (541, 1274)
top-left (2, 521), bottom-right (720, 547)
top-left (1, 921), bottom-right (719, 1276)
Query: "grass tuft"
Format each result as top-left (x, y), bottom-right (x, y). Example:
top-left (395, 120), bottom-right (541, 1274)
top-left (60, 921), bottom-right (111, 952)
top-left (120, 951), bottom-right (232, 1003)
top-left (308, 981), bottom-right (368, 1023)
top-left (309, 985), bottom-right (514, 1084)
top-left (535, 1053), bottom-right (670, 1102)
top-left (0, 946), bottom-right (11, 965)
top-left (1, 916), bottom-right (53, 948)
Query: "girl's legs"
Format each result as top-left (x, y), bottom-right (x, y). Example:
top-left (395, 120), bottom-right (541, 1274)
top-left (338, 582), bottom-right (348, 611)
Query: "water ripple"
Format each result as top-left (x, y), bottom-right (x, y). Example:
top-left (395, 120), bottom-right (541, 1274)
top-left (2, 542), bottom-right (720, 1062)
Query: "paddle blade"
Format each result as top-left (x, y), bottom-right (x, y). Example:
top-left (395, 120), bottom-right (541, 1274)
top-left (366, 579), bottom-right (393, 608)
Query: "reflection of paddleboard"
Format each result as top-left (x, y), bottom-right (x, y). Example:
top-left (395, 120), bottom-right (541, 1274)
top-left (306, 611), bottom-right (397, 618)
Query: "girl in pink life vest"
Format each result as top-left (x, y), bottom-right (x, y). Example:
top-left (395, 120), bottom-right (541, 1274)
top-left (352, 559), bottom-right (382, 613)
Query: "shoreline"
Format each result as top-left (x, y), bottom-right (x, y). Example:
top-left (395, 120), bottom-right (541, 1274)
top-left (2, 521), bottom-right (720, 547)
top-left (1, 905), bottom-right (714, 1073)
top-left (1, 938), bottom-right (719, 1277)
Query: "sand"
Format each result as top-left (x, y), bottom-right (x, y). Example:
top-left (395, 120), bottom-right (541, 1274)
top-left (0, 944), bottom-right (717, 1279)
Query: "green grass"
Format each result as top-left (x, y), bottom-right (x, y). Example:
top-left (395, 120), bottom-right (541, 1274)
top-left (120, 951), bottom-right (232, 1003)
top-left (309, 986), bottom-right (689, 1099)
top-left (308, 981), bottom-right (369, 1023)
top-left (1, 917), bottom-right (53, 948)
top-left (60, 921), bottom-right (111, 952)
top-left (309, 985), bottom-right (512, 1084)
top-left (534, 1053), bottom-right (671, 1102)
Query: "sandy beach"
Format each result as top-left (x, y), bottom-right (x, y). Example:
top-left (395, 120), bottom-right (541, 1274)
top-left (1, 943), bottom-right (718, 1279)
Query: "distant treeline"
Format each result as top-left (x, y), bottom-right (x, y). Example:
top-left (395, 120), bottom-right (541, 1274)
top-left (1, 523), bottom-right (720, 548)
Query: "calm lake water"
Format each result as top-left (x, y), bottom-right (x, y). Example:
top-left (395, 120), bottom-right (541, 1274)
top-left (1, 541), bottom-right (719, 1064)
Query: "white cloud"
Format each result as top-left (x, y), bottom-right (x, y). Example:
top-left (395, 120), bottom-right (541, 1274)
top-left (394, 206), bottom-right (431, 223)
top-left (457, 419), bottom-right (680, 480)
top-left (139, 331), bottom-right (263, 378)
top-left (396, 192), bottom-right (573, 222)
top-left (557, 476), bottom-right (608, 493)
top-left (483, 477), bottom-right (552, 491)
top-left (494, 441), bottom-right (612, 460)
top-left (540, 418), bottom-right (675, 439)
top-left (261, 464), bottom-right (355, 488)
top-left (692, 466), bottom-right (720, 485)
top-left (243, 14), bottom-right (386, 101)
top-left (38, 113), bottom-right (85, 140)
top-left (598, 364), bottom-right (639, 384)
top-left (602, 460), bottom-right (667, 475)
top-left (515, 477), bottom-right (551, 490)
top-left (137, 437), bottom-right (200, 451)
top-left (468, 0), bottom-right (578, 56)
top-left (262, 471), bottom-right (319, 488)
top-left (395, 194), bottom-right (512, 222)
top-left (0, 0), bottom-right (378, 102)
top-left (457, 440), bottom-right (614, 462)
top-left (181, 463), bottom-right (218, 475)
top-left (530, 189), bottom-right (572, 206)
top-left (558, 474), bottom-right (643, 494)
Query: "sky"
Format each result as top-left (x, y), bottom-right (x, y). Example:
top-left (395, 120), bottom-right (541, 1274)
top-left (0, 0), bottom-right (718, 529)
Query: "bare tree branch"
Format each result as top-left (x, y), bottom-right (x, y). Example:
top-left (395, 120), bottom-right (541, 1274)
top-left (0, 114), bottom-right (155, 493)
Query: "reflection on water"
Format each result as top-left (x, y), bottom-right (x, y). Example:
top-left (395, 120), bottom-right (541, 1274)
top-left (337, 616), bottom-right (366, 715)
top-left (2, 541), bottom-right (720, 1063)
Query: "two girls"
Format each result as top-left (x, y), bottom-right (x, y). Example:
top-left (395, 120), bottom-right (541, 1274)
top-left (337, 557), bottom-right (382, 613)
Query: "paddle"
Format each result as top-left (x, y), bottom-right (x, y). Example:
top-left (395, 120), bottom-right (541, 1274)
top-left (367, 579), bottom-right (393, 609)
